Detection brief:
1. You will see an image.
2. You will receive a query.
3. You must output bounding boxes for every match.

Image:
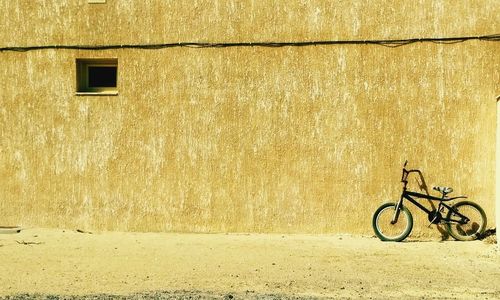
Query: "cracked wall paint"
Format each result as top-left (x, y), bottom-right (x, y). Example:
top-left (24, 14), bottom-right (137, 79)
top-left (0, 1), bottom-right (498, 235)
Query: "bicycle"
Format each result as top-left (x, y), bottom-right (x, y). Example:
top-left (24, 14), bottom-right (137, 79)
top-left (372, 161), bottom-right (487, 242)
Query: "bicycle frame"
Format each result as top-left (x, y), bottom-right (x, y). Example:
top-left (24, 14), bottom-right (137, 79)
top-left (392, 163), bottom-right (469, 225)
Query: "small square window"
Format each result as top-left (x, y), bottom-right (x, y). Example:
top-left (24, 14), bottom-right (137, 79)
top-left (76, 59), bottom-right (118, 95)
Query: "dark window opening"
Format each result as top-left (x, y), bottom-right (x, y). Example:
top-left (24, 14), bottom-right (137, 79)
top-left (76, 58), bottom-right (118, 94)
top-left (88, 66), bottom-right (117, 87)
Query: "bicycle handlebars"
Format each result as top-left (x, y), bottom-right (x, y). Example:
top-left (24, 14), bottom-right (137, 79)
top-left (401, 160), bottom-right (421, 183)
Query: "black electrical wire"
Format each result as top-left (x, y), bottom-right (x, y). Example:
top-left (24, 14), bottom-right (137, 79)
top-left (1, 34), bottom-right (499, 52)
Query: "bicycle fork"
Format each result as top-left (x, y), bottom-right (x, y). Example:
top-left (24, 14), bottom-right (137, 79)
top-left (391, 196), bottom-right (404, 224)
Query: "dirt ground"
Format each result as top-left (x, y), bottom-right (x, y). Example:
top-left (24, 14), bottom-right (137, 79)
top-left (0, 228), bottom-right (499, 299)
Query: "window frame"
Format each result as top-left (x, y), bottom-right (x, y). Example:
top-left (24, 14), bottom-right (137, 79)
top-left (76, 58), bottom-right (118, 96)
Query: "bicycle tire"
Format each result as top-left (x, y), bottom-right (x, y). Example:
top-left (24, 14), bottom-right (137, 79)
top-left (372, 202), bottom-right (413, 242)
top-left (445, 201), bottom-right (486, 241)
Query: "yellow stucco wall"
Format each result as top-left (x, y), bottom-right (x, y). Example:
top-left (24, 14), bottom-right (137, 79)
top-left (1, 1), bottom-right (499, 235)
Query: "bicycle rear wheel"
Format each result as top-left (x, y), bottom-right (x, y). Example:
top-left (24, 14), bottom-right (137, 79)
top-left (446, 201), bottom-right (486, 241)
top-left (372, 202), bottom-right (413, 242)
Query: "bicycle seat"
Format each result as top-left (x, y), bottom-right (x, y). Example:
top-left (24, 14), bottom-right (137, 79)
top-left (433, 186), bottom-right (453, 194)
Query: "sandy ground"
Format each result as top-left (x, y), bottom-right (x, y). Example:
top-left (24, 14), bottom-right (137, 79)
top-left (0, 228), bottom-right (499, 299)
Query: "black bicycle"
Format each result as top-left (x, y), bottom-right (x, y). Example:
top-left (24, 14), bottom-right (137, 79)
top-left (372, 161), bottom-right (487, 242)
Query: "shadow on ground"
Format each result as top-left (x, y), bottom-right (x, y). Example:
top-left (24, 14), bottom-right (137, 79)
top-left (0, 291), bottom-right (327, 300)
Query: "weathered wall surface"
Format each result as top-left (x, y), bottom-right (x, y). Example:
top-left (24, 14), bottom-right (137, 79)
top-left (1, 1), bottom-right (499, 235)
top-left (1, 1), bottom-right (499, 45)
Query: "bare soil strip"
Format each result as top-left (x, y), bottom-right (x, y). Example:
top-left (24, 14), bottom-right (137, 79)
top-left (0, 229), bottom-right (498, 299)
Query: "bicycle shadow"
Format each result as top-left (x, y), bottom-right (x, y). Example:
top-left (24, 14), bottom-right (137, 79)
top-left (411, 170), bottom-right (450, 241)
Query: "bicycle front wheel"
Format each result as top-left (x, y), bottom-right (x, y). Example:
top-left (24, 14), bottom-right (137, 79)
top-left (372, 202), bottom-right (413, 242)
top-left (446, 201), bottom-right (486, 241)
